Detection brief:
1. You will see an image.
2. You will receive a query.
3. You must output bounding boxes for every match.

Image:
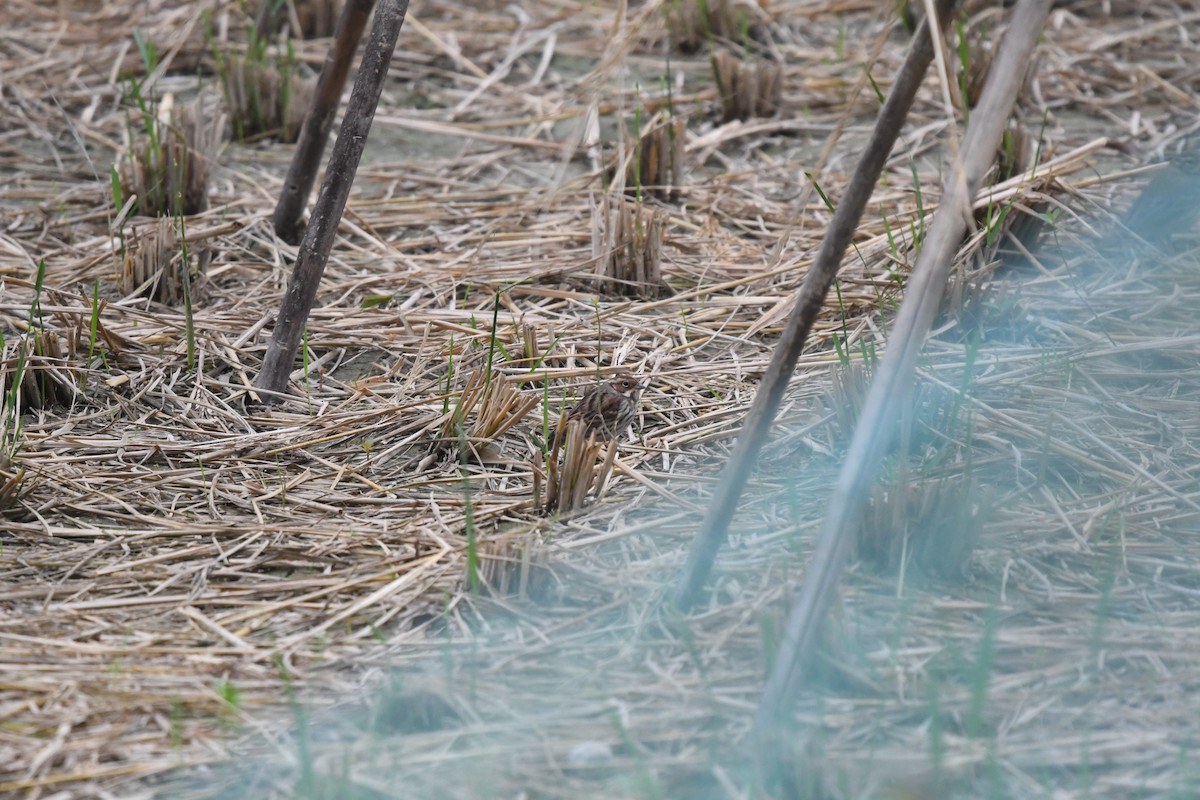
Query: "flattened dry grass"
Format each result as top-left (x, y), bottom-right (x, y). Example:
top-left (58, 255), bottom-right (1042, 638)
top-left (2, 1), bottom-right (1200, 798)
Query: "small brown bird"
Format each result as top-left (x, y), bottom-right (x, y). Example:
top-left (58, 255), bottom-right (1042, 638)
top-left (550, 371), bottom-right (645, 450)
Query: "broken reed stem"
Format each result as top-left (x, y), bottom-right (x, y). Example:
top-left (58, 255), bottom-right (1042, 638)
top-left (752, 0), bottom-right (1053, 747)
top-left (218, 49), bottom-right (314, 143)
top-left (592, 194), bottom-right (667, 298)
top-left (121, 100), bottom-right (224, 219)
top-left (858, 471), bottom-right (989, 578)
top-left (121, 217), bottom-right (205, 304)
top-left (118, 99), bottom-right (222, 304)
top-left (665, 0), bottom-right (768, 54)
top-left (712, 50), bottom-right (782, 122)
top-left (629, 117), bottom-right (686, 199)
top-left (477, 532), bottom-right (549, 600)
top-left (541, 420), bottom-right (613, 516)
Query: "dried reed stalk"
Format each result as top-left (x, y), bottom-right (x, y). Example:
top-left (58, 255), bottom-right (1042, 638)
top-left (256, 0), bottom-right (411, 397)
top-left (1, 328), bottom-right (81, 411)
top-left (120, 217), bottom-right (204, 305)
top-left (665, 0), bottom-right (770, 54)
top-left (477, 532), bottom-right (553, 600)
top-left (592, 194), bottom-right (668, 298)
top-left (752, 0), bottom-right (1054, 739)
top-left (218, 50), bottom-right (315, 142)
top-left (629, 117), bottom-right (686, 200)
top-left (257, 0), bottom-right (344, 40)
top-left (272, 0), bottom-right (376, 243)
top-left (712, 49), bottom-right (782, 122)
top-left (542, 419), bottom-right (615, 515)
top-left (120, 100), bottom-right (225, 218)
top-left (675, 0), bottom-right (962, 613)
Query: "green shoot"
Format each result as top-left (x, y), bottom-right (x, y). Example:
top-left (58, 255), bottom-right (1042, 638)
top-left (169, 700), bottom-right (186, 753)
top-left (110, 164), bottom-right (126, 252)
top-left (88, 281), bottom-right (103, 367)
top-left (965, 603), bottom-right (998, 738)
top-left (737, 6), bottom-right (752, 50)
top-left (592, 298), bottom-right (602, 378)
top-left (831, 330), bottom-right (848, 367)
top-left (129, 31), bottom-right (161, 154)
top-left (866, 66), bottom-right (885, 105)
top-left (880, 210), bottom-right (905, 286)
top-left (858, 336), bottom-right (876, 369)
top-left (805, 172), bottom-right (836, 213)
top-left (177, 209), bottom-right (196, 371)
top-left (216, 678), bottom-right (241, 710)
top-left (541, 379), bottom-right (551, 455)
top-left (456, 399), bottom-right (480, 594)
top-left (280, 39), bottom-right (298, 140)
top-left (484, 289), bottom-right (503, 389)
top-left (984, 201), bottom-right (1011, 248)
top-left (274, 458), bottom-right (287, 506)
top-left (909, 161), bottom-right (926, 252)
top-left (1029, 106), bottom-right (1050, 181)
top-left (664, 56), bottom-right (675, 118)
top-left (442, 334), bottom-right (455, 416)
top-left (31, 259), bottom-right (47, 331)
top-left (525, 334), bottom-right (561, 374)
top-left (133, 28), bottom-right (158, 77)
top-left (833, 277), bottom-right (851, 365)
top-left (633, 98), bottom-right (643, 202)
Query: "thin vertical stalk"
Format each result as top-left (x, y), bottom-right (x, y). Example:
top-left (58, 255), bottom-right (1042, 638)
top-left (673, 0), bottom-right (961, 610)
top-left (752, 0), bottom-right (1053, 750)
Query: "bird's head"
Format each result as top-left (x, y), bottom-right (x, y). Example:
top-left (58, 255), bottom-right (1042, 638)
top-left (607, 372), bottom-right (645, 397)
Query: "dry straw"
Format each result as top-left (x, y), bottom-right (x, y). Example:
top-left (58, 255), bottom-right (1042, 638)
top-left (441, 366), bottom-right (539, 456)
top-left (4, 1), bottom-right (1200, 797)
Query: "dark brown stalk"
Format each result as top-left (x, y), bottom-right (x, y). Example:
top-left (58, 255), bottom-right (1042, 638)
top-left (256, 0), bottom-right (408, 399)
top-left (273, 0), bottom-right (377, 244)
top-left (673, 0), bottom-right (961, 611)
